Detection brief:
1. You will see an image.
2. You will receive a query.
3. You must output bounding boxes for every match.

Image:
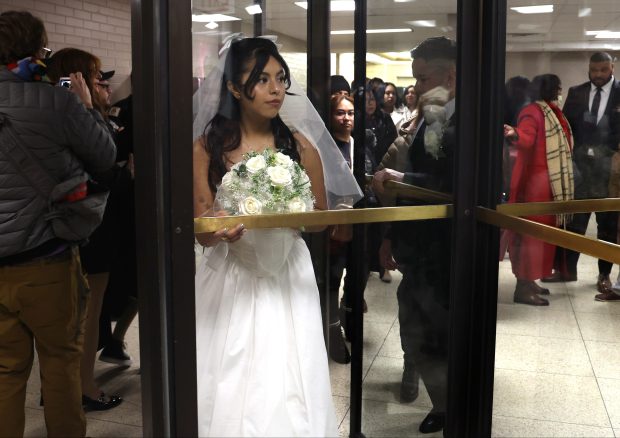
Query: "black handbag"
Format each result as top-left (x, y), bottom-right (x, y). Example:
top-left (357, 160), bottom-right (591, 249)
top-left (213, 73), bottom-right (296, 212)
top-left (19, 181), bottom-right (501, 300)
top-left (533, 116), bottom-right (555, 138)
top-left (0, 112), bottom-right (109, 243)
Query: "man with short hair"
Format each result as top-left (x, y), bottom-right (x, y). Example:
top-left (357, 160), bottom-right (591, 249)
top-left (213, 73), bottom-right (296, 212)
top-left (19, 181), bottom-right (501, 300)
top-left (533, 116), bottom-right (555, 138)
top-left (0, 10), bottom-right (116, 437)
top-left (545, 52), bottom-right (620, 301)
top-left (373, 36), bottom-right (457, 435)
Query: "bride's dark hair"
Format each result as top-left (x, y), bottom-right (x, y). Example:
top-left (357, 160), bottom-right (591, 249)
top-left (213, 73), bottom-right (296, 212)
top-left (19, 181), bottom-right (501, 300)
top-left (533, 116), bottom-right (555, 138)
top-left (203, 38), bottom-right (300, 193)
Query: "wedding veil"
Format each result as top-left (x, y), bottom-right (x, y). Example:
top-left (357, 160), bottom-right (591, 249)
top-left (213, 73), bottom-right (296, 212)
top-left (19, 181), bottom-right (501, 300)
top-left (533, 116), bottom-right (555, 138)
top-left (192, 33), bottom-right (363, 209)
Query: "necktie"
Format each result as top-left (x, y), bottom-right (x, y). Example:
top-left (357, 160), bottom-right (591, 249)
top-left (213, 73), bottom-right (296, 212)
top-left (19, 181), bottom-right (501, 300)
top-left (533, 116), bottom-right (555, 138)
top-left (591, 86), bottom-right (602, 122)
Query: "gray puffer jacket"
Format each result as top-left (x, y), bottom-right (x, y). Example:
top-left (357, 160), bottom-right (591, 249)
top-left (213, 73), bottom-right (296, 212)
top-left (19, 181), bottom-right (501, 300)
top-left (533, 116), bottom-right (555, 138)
top-left (0, 68), bottom-right (116, 258)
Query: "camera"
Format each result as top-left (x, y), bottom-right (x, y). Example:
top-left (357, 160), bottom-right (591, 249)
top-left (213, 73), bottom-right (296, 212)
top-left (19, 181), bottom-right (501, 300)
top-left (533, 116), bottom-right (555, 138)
top-left (58, 77), bottom-right (71, 88)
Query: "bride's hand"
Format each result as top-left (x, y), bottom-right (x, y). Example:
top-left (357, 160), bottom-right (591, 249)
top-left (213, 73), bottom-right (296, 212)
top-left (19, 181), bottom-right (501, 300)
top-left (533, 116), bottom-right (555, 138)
top-left (195, 210), bottom-right (246, 247)
top-left (196, 223), bottom-right (245, 247)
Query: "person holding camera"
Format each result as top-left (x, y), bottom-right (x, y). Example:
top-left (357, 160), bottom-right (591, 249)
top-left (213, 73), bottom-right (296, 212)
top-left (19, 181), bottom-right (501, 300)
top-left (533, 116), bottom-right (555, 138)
top-left (0, 11), bottom-right (115, 437)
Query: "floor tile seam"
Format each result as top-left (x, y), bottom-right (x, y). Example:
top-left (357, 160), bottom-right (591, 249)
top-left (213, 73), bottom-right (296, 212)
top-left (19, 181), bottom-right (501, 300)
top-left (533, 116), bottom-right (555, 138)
top-left (359, 395), bottom-right (433, 410)
top-left (568, 295), bottom-right (616, 432)
top-left (360, 315), bottom-right (399, 383)
top-left (83, 415), bottom-right (143, 428)
top-left (492, 413), bottom-right (614, 430)
top-left (337, 405), bottom-right (351, 429)
top-left (494, 331), bottom-right (585, 341)
top-left (495, 332), bottom-right (603, 342)
top-left (492, 412), bottom-right (612, 428)
top-left (493, 365), bottom-right (595, 378)
top-left (583, 339), bottom-right (620, 346)
top-left (597, 376), bottom-right (620, 382)
top-left (23, 406), bottom-right (143, 429)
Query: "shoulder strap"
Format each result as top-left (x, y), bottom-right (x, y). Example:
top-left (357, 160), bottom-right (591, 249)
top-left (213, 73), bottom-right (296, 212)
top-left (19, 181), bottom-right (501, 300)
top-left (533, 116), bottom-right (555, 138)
top-left (0, 112), bottom-right (58, 200)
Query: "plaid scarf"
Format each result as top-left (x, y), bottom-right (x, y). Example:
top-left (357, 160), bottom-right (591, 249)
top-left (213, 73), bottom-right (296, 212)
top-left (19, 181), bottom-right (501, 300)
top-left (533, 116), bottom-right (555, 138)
top-left (7, 57), bottom-right (50, 83)
top-left (535, 100), bottom-right (574, 226)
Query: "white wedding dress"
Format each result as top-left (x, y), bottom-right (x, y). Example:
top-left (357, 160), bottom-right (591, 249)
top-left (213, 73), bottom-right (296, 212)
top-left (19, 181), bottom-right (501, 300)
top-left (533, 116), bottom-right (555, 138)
top-left (195, 228), bottom-right (339, 437)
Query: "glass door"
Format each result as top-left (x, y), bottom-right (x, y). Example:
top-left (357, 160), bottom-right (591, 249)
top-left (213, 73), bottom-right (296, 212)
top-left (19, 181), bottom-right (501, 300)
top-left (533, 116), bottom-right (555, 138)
top-left (490, 1), bottom-right (620, 435)
top-left (131, 0), bottom-right (530, 436)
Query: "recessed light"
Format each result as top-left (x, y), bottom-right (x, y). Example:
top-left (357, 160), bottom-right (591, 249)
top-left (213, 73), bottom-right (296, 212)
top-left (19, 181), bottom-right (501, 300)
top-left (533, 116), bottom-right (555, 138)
top-left (585, 30), bottom-right (604, 36)
top-left (578, 7), bottom-right (592, 17)
top-left (205, 21), bottom-right (219, 29)
top-left (595, 31), bottom-right (620, 39)
top-left (192, 14), bottom-right (241, 22)
top-left (408, 20), bottom-right (436, 28)
top-left (331, 28), bottom-right (413, 35)
top-left (510, 5), bottom-right (553, 14)
top-left (245, 4), bottom-right (262, 15)
top-left (295, 1), bottom-right (355, 11)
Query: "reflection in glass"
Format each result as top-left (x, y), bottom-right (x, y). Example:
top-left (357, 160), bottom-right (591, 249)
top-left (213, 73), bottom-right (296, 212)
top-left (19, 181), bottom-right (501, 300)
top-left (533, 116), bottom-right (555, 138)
top-left (496, 1), bottom-right (620, 435)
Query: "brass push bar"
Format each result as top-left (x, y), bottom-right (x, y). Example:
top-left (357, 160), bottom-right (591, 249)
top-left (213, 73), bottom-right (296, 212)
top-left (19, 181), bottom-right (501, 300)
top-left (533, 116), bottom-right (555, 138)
top-left (477, 207), bottom-right (620, 265)
top-left (497, 198), bottom-right (620, 216)
top-left (194, 204), bottom-right (453, 233)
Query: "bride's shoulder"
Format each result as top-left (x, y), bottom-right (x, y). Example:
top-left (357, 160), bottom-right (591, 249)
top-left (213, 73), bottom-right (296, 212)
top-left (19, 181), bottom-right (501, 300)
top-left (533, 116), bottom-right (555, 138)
top-left (193, 137), bottom-right (211, 162)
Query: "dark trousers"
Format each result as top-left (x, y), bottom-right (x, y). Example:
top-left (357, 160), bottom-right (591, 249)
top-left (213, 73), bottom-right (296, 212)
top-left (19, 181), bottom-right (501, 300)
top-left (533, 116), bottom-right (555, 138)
top-left (394, 222), bottom-right (451, 413)
top-left (327, 238), bottom-right (370, 336)
top-left (556, 211), bottom-right (618, 275)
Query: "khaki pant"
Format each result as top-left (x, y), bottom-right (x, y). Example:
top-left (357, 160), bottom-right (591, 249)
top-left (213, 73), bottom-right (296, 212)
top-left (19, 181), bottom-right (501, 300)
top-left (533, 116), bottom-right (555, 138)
top-left (0, 248), bottom-right (89, 437)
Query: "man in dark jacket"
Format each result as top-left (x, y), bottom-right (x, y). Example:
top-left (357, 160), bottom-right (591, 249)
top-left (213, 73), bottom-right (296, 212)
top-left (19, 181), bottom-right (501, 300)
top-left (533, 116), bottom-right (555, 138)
top-left (544, 52), bottom-right (620, 301)
top-left (372, 36), bottom-right (457, 435)
top-left (0, 11), bottom-right (116, 437)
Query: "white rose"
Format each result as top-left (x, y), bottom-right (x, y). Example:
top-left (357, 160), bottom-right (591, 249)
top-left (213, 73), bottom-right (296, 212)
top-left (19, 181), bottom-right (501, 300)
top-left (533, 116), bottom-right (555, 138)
top-left (246, 155), bottom-right (266, 174)
top-left (275, 152), bottom-right (293, 167)
top-left (287, 198), bottom-right (307, 213)
top-left (221, 172), bottom-right (234, 189)
top-left (239, 196), bottom-right (262, 215)
top-left (267, 165), bottom-right (292, 187)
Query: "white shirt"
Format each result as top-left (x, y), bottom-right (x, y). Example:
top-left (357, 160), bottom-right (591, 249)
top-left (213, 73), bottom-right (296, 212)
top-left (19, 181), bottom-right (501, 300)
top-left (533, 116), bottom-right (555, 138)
top-left (589, 76), bottom-right (614, 124)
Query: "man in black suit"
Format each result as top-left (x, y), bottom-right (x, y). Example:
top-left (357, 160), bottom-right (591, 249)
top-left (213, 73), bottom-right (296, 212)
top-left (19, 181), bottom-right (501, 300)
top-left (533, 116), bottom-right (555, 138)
top-left (372, 36), bottom-right (457, 435)
top-left (543, 52), bottom-right (620, 301)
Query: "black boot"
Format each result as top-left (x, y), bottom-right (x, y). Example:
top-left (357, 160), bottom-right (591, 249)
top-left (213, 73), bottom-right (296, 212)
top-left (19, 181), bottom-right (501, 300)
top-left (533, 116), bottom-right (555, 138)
top-left (339, 299), bottom-right (352, 342)
top-left (328, 322), bottom-right (351, 364)
top-left (400, 362), bottom-right (420, 403)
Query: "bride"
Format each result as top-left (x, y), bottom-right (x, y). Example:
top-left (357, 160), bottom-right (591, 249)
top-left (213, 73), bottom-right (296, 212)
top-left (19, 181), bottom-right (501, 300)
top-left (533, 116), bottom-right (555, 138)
top-left (193, 36), bottom-right (361, 437)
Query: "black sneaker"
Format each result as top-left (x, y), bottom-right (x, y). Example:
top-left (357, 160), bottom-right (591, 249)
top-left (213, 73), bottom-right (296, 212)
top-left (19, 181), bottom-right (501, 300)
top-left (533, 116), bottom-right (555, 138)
top-left (99, 338), bottom-right (132, 366)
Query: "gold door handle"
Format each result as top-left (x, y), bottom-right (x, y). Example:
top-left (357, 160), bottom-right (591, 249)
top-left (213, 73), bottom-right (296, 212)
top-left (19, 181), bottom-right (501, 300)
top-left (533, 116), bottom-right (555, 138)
top-left (194, 204), bottom-right (453, 233)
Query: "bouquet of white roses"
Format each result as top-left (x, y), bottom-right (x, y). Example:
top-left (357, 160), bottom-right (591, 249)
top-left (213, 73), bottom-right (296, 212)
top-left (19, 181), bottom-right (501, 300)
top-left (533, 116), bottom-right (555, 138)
top-left (214, 149), bottom-right (315, 215)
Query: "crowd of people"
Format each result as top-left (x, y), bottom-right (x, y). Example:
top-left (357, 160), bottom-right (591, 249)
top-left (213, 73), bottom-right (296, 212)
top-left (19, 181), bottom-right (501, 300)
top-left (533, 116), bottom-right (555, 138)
top-left (0, 10), bottom-right (138, 437)
top-left (503, 51), bottom-right (620, 306)
top-left (2, 7), bottom-right (619, 438)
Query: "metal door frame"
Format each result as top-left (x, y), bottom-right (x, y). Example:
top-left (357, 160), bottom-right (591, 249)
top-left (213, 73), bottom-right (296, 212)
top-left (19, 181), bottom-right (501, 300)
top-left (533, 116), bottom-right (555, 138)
top-left (131, 0), bottom-right (508, 435)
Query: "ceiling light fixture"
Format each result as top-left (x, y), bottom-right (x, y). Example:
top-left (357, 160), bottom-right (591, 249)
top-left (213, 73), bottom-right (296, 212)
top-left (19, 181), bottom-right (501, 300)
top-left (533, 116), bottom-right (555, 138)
top-left (192, 14), bottom-right (241, 22)
top-left (205, 21), bottom-right (219, 29)
top-left (578, 7), bottom-right (592, 17)
top-left (295, 1), bottom-right (355, 11)
top-left (245, 4), bottom-right (262, 15)
top-left (331, 28), bottom-right (413, 35)
top-left (408, 20), bottom-right (436, 27)
top-left (510, 5), bottom-right (553, 14)
top-left (595, 31), bottom-right (620, 39)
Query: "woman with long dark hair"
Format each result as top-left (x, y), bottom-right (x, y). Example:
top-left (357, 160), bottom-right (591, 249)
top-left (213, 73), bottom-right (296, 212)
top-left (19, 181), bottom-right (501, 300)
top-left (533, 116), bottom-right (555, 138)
top-left (193, 36), bottom-right (360, 437)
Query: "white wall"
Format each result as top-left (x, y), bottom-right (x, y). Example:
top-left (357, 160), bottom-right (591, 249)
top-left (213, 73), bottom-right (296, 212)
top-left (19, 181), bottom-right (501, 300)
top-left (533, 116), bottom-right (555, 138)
top-left (0, 0), bottom-right (131, 98)
top-left (506, 51), bottom-right (620, 98)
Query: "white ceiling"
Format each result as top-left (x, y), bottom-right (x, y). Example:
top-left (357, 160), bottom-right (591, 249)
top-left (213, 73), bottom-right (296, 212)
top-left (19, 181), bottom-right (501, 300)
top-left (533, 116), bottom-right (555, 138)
top-left (191, 0), bottom-right (620, 54)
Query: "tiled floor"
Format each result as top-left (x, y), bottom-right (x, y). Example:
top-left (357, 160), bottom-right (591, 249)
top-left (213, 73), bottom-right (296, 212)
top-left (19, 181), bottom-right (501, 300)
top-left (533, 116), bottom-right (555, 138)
top-left (24, 251), bottom-right (620, 437)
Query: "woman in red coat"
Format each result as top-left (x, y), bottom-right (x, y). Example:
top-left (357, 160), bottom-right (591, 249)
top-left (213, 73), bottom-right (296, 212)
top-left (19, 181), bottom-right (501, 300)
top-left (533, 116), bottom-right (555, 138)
top-left (504, 74), bottom-right (574, 306)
